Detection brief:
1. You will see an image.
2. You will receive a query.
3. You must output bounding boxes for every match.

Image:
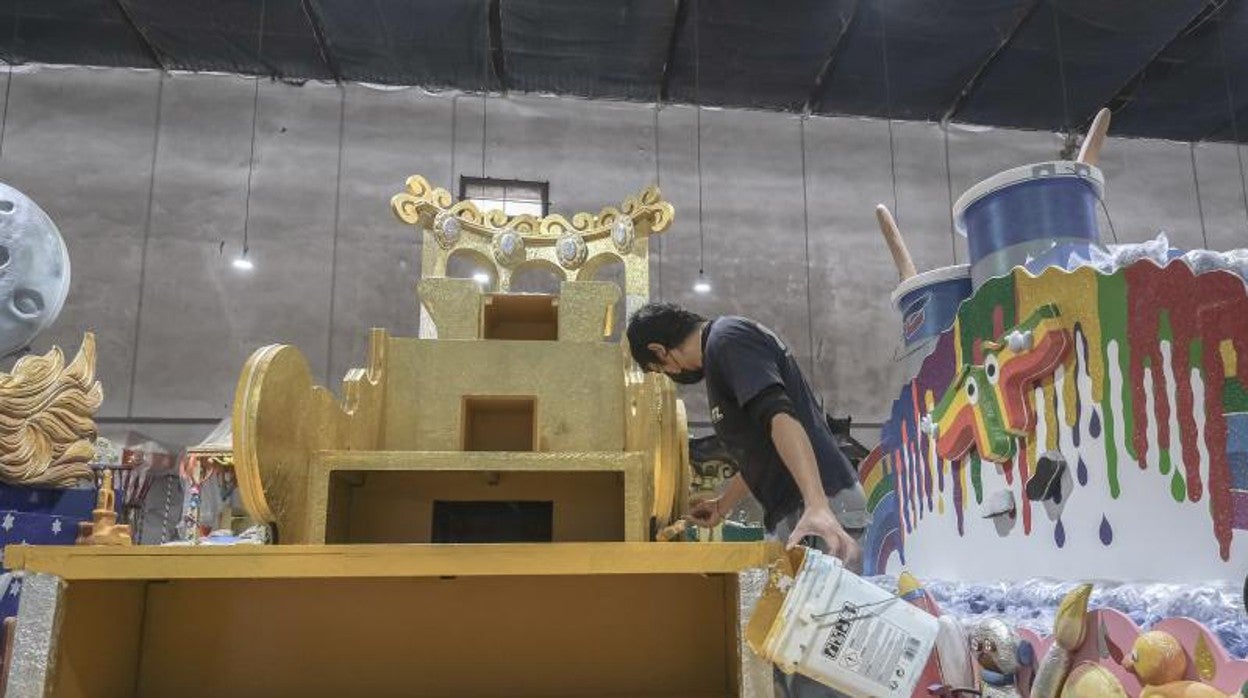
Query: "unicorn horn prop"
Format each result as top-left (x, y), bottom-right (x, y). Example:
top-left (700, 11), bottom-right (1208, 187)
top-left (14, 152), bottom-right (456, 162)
top-left (1078, 108), bottom-right (1112, 166)
top-left (877, 203), bottom-right (918, 281)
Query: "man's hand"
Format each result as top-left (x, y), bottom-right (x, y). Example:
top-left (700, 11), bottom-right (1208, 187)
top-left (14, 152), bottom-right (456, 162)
top-left (785, 505), bottom-right (862, 571)
top-left (687, 497), bottom-right (725, 528)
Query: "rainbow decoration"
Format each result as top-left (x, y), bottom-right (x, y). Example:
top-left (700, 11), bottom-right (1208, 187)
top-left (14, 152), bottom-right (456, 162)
top-left (861, 259), bottom-right (1248, 582)
top-left (929, 305), bottom-right (1072, 463)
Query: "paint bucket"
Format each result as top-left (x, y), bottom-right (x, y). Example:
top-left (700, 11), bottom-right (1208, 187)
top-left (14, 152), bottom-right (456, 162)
top-left (890, 265), bottom-right (972, 382)
top-left (954, 161), bottom-right (1105, 288)
top-left (753, 548), bottom-right (939, 698)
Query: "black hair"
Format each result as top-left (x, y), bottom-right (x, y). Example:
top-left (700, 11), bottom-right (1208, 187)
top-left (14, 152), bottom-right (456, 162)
top-left (626, 302), bottom-right (706, 368)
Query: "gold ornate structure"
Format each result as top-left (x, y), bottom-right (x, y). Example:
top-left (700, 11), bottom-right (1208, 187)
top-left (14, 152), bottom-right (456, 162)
top-left (1, 179), bottom-right (778, 698)
top-left (232, 179), bottom-right (689, 545)
top-left (391, 174), bottom-right (673, 324)
top-left (0, 333), bottom-right (102, 487)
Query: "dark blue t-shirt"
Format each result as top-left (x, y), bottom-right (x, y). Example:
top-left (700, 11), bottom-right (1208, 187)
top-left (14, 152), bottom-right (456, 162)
top-left (703, 316), bottom-right (857, 530)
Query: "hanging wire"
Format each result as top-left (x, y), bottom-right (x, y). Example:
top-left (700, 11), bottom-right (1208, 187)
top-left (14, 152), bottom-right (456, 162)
top-left (0, 64), bottom-right (12, 162)
top-left (1191, 142), bottom-right (1210, 249)
top-left (481, 3), bottom-right (489, 179)
top-left (240, 0), bottom-right (267, 261)
top-left (880, 0), bottom-right (899, 222)
top-left (1214, 5), bottom-right (1248, 237)
top-left (1049, 0), bottom-right (1073, 139)
top-left (654, 103), bottom-right (663, 300)
top-left (694, 0), bottom-right (706, 281)
top-left (325, 85), bottom-right (347, 382)
top-left (799, 117), bottom-right (816, 376)
top-left (456, 95), bottom-right (461, 189)
top-left (125, 75), bottom-right (165, 416)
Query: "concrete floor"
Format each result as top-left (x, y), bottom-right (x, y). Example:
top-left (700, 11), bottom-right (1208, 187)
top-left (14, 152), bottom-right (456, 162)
top-left (1, 63), bottom-right (1245, 447)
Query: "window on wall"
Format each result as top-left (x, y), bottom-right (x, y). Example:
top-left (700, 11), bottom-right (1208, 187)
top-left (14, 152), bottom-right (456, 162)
top-left (460, 176), bottom-right (549, 217)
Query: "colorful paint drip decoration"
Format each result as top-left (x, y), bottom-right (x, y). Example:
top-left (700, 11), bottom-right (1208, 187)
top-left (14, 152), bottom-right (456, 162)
top-left (928, 304), bottom-right (1072, 463)
top-left (859, 260), bottom-right (1248, 579)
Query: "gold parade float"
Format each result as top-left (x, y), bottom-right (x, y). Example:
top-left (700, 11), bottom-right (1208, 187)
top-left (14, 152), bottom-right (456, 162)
top-left (2, 179), bottom-right (779, 697)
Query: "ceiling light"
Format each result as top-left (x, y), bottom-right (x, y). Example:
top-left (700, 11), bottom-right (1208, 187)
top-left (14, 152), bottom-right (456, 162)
top-left (693, 278), bottom-right (711, 294)
top-left (232, 255), bottom-right (254, 271)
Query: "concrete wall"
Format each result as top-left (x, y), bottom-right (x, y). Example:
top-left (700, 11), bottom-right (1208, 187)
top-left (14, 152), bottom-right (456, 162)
top-left (2, 64), bottom-right (1246, 447)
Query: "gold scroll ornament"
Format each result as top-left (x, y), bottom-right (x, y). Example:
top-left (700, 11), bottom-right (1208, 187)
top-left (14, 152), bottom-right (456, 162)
top-left (0, 333), bottom-right (102, 487)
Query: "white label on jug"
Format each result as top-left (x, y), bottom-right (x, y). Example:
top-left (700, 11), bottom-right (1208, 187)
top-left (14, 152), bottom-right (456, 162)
top-left (819, 602), bottom-right (925, 691)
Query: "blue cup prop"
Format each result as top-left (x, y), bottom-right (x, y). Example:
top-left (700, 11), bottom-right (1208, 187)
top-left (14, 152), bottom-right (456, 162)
top-left (954, 161), bottom-right (1105, 288)
top-left (890, 265), bottom-right (972, 381)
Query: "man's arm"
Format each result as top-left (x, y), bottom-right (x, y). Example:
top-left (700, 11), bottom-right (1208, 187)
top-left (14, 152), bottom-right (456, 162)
top-left (687, 474), bottom-right (749, 527)
top-left (771, 413), bottom-right (861, 567)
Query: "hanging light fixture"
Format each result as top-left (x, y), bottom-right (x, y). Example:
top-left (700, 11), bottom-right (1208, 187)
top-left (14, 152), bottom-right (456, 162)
top-left (234, 0), bottom-right (265, 274)
top-left (691, 0), bottom-right (710, 295)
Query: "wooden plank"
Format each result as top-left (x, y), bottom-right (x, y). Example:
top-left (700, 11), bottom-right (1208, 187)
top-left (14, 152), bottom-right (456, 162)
top-left (4, 542), bottom-right (782, 581)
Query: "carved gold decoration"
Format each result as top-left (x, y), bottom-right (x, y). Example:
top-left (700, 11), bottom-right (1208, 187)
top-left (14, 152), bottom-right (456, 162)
top-left (391, 174), bottom-right (674, 320)
top-left (75, 469), bottom-right (132, 546)
top-left (555, 232), bottom-right (588, 270)
top-left (493, 228), bottom-right (526, 267)
top-left (611, 216), bottom-right (636, 253)
top-left (0, 333), bottom-right (102, 487)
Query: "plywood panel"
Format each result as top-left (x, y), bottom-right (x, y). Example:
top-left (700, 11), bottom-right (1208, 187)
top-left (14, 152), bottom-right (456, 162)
top-left (134, 574), bottom-right (733, 697)
top-left (51, 581), bottom-right (145, 698)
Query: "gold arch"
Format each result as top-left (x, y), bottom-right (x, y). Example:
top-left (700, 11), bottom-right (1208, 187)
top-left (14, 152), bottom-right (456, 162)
top-left (391, 175), bottom-right (672, 316)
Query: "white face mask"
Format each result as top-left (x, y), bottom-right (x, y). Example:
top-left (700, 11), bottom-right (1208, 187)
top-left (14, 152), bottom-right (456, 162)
top-left (0, 184), bottom-right (71, 357)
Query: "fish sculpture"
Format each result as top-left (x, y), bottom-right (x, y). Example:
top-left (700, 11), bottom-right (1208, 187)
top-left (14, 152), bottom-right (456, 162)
top-left (1125, 630), bottom-right (1230, 698)
top-left (970, 617), bottom-right (1035, 698)
top-left (1061, 661), bottom-right (1127, 698)
top-left (1032, 584), bottom-right (1093, 698)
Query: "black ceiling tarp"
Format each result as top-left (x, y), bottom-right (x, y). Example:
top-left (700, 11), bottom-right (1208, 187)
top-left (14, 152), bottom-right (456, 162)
top-left (0, 0), bottom-right (157, 68)
top-left (4, 0), bottom-right (1248, 143)
top-left (812, 0), bottom-right (1033, 121)
top-left (118, 0), bottom-right (328, 78)
top-left (663, 0), bottom-right (854, 111)
top-left (1112, 1), bottom-right (1248, 142)
top-left (500, 0), bottom-right (675, 101)
top-left (312, 0), bottom-right (490, 88)
top-left (954, 0), bottom-right (1211, 132)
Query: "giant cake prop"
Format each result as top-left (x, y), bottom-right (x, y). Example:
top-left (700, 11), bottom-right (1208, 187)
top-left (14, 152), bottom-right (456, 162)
top-left (859, 109), bottom-right (1248, 698)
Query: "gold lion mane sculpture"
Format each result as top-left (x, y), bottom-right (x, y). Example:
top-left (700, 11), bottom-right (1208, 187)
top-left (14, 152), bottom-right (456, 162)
top-left (0, 333), bottom-right (102, 487)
